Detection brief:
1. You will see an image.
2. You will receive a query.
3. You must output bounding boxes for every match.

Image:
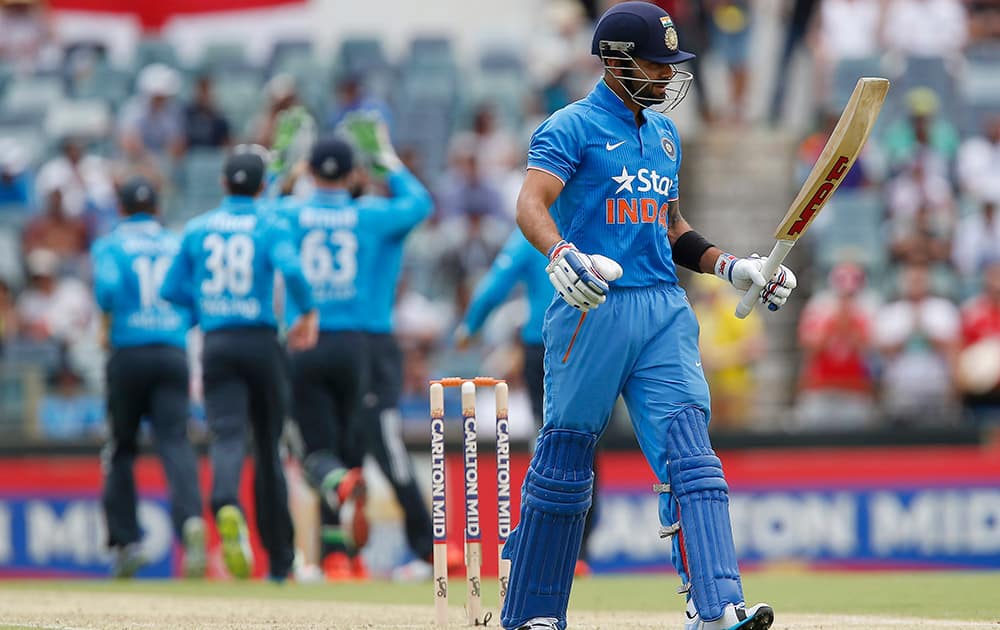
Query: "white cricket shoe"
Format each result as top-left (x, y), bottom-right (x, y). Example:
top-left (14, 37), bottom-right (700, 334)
top-left (513, 618), bottom-right (559, 630)
top-left (684, 601), bottom-right (774, 630)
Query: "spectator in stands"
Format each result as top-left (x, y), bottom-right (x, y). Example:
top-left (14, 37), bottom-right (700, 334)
top-left (21, 184), bottom-right (89, 265)
top-left (796, 263), bottom-right (879, 430)
top-left (656, 1), bottom-right (713, 123)
top-left (889, 202), bottom-right (953, 266)
top-left (118, 64), bottom-right (185, 162)
top-left (16, 249), bottom-right (93, 341)
top-left (0, 0), bottom-right (56, 73)
top-left (952, 183), bottom-right (1000, 280)
top-left (252, 73), bottom-right (301, 148)
top-left (956, 115), bottom-right (1000, 198)
top-left (886, 155), bottom-right (955, 244)
top-left (957, 260), bottom-right (1000, 422)
top-left (967, 0), bottom-right (1000, 41)
top-left (706, 0), bottom-right (752, 123)
top-left (434, 134), bottom-right (505, 221)
top-left (38, 346), bottom-right (104, 440)
top-left (810, 0), bottom-right (884, 107)
top-left (529, 0), bottom-right (600, 113)
top-left (0, 278), bottom-right (18, 354)
top-left (35, 137), bottom-right (115, 220)
top-left (324, 73), bottom-right (392, 132)
top-left (0, 139), bottom-right (32, 209)
top-left (875, 262), bottom-right (961, 426)
top-left (883, 0), bottom-right (968, 59)
top-left (688, 273), bottom-right (764, 429)
top-left (882, 87), bottom-right (960, 174)
top-left (468, 103), bottom-right (519, 179)
top-left (184, 75), bottom-right (231, 149)
top-left (769, 0), bottom-right (820, 124)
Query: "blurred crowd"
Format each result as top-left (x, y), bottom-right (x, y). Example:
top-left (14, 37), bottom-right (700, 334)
top-left (0, 0), bottom-right (999, 440)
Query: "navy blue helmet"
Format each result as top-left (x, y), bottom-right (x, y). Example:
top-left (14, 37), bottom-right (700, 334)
top-left (591, 1), bottom-right (694, 112)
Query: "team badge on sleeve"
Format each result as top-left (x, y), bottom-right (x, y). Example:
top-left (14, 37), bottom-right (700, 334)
top-left (661, 137), bottom-right (676, 160)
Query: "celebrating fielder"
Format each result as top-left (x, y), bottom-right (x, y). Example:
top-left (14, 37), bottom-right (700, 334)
top-left (161, 145), bottom-right (318, 581)
top-left (500, 4), bottom-right (795, 630)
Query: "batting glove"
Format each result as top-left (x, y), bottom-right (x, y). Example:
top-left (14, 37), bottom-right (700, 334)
top-left (547, 241), bottom-right (623, 311)
top-left (715, 252), bottom-right (797, 311)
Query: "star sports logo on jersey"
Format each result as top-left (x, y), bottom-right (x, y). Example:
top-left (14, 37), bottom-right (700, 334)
top-left (606, 166), bottom-right (673, 227)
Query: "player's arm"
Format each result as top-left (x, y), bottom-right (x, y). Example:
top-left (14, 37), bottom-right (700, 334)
top-left (521, 115), bottom-right (622, 311)
top-left (159, 230), bottom-right (196, 310)
top-left (666, 199), bottom-right (797, 312)
top-left (381, 167), bottom-right (433, 234)
top-left (90, 239), bottom-right (118, 349)
top-left (267, 217), bottom-right (318, 350)
top-left (457, 232), bottom-right (529, 345)
top-left (90, 239), bottom-right (120, 314)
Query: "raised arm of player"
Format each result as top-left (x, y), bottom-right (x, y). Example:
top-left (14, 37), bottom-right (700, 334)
top-left (377, 167), bottom-right (433, 236)
top-left (666, 200), bottom-right (796, 311)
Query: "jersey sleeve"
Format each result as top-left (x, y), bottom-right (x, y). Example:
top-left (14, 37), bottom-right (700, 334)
top-left (463, 231), bottom-right (529, 335)
top-left (159, 227), bottom-right (196, 310)
top-left (90, 238), bottom-right (120, 313)
top-left (667, 121), bottom-right (681, 201)
top-left (267, 214), bottom-right (315, 315)
top-left (526, 111), bottom-right (584, 184)
top-left (366, 167), bottom-right (433, 237)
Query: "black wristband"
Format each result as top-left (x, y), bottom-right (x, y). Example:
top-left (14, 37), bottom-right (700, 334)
top-left (672, 230), bottom-right (715, 273)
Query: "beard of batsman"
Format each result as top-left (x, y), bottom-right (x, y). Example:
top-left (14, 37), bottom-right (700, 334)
top-left (600, 42), bottom-right (693, 113)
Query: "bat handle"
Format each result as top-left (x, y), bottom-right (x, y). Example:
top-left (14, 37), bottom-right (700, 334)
top-left (734, 240), bottom-right (795, 319)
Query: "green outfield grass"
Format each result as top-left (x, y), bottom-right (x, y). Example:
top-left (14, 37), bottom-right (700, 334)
top-left (2, 571), bottom-right (999, 621)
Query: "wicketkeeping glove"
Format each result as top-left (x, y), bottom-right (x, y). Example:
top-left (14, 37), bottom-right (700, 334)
top-left (547, 241), bottom-right (623, 311)
top-left (339, 111), bottom-right (402, 177)
top-left (715, 252), bottom-right (797, 311)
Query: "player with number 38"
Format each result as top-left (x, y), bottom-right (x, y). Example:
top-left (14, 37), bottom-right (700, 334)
top-left (161, 144), bottom-right (318, 582)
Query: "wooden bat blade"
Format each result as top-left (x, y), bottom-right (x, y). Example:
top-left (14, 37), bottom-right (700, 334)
top-left (773, 77), bottom-right (889, 241)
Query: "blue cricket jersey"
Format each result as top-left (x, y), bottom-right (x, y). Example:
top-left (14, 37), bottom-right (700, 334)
top-left (160, 195), bottom-right (314, 333)
top-left (463, 229), bottom-right (551, 345)
top-left (356, 168), bottom-right (433, 334)
top-left (528, 79), bottom-right (682, 288)
top-left (91, 214), bottom-right (193, 348)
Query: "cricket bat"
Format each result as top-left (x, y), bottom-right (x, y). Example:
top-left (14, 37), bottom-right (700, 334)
top-left (735, 77), bottom-right (890, 319)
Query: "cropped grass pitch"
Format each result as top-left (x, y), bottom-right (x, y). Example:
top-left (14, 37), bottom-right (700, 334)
top-left (0, 571), bottom-right (998, 628)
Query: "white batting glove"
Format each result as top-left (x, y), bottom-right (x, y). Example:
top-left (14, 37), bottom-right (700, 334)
top-left (715, 252), bottom-right (797, 311)
top-left (547, 241), bottom-right (623, 311)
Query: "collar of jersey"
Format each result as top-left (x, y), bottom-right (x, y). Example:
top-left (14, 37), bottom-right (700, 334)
top-left (221, 195), bottom-right (257, 212)
top-left (116, 213), bottom-right (160, 232)
top-left (590, 79), bottom-right (636, 122)
top-left (311, 189), bottom-right (351, 205)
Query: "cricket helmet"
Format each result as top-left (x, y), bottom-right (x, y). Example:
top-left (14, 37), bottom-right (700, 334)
top-left (591, 1), bottom-right (694, 112)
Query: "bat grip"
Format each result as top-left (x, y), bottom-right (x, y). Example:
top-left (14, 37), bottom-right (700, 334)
top-left (734, 240), bottom-right (794, 319)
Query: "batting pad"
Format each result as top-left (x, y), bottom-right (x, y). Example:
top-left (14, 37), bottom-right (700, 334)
top-left (501, 428), bottom-right (596, 630)
top-left (667, 406), bottom-right (743, 622)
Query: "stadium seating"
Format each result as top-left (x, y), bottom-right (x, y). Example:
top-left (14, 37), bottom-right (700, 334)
top-left (336, 36), bottom-right (390, 79)
top-left (44, 100), bottom-right (112, 144)
top-left (170, 148), bottom-right (227, 225)
top-left (0, 75), bottom-right (65, 116)
top-left (813, 190), bottom-right (888, 283)
top-left (132, 38), bottom-right (180, 73)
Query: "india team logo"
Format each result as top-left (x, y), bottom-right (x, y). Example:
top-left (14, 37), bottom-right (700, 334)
top-left (660, 15), bottom-right (678, 51)
top-left (661, 137), bottom-right (676, 160)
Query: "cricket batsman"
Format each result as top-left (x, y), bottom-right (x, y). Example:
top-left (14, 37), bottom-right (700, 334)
top-left (501, 3), bottom-right (795, 630)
